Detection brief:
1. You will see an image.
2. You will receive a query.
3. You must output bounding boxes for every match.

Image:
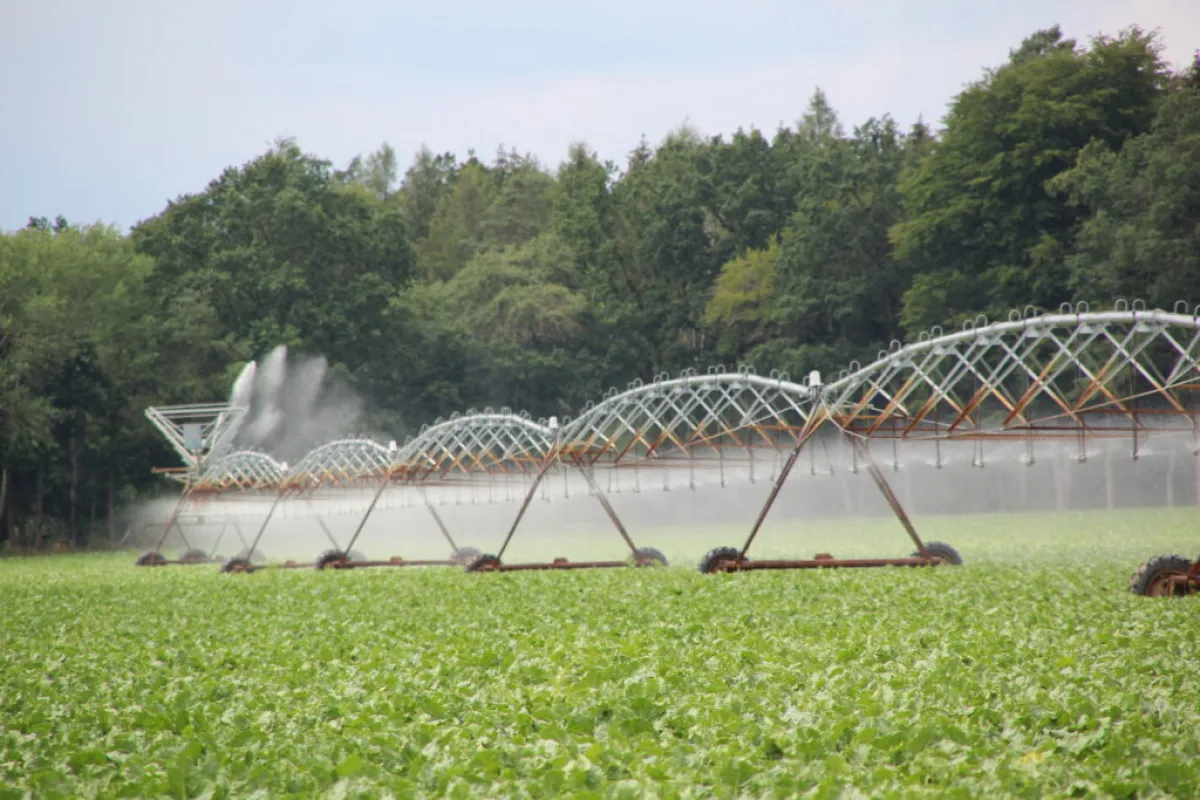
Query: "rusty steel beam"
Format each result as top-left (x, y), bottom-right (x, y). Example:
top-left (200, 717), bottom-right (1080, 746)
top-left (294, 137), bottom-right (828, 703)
top-left (475, 560), bottom-right (636, 572)
top-left (724, 556), bottom-right (945, 571)
top-left (323, 558), bottom-right (459, 569)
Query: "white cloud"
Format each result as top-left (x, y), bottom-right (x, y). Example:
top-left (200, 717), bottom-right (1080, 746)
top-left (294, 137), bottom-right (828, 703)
top-left (226, 1), bottom-right (1199, 174)
top-left (3, 0), bottom-right (1197, 228)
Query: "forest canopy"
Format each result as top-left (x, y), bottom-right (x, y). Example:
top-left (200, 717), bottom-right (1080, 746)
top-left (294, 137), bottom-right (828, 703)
top-left (2, 25), bottom-right (1197, 547)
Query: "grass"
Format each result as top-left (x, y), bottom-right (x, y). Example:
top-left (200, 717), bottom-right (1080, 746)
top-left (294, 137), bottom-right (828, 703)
top-left (1, 507), bottom-right (1198, 798)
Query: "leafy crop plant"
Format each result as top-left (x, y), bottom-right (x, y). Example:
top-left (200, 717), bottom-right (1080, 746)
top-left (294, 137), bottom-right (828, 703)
top-left (1, 507), bottom-right (1198, 797)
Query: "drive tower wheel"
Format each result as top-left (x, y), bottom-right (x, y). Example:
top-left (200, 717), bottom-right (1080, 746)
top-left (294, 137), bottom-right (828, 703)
top-left (912, 541), bottom-right (963, 566)
top-left (1130, 554), bottom-right (1196, 597)
top-left (221, 558), bottom-right (253, 574)
top-left (233, 548), bottom-right (267, 565)
top-left (464, 553), bottom-right (501, 573)
top-left (315, 550), bottom-right (352, 570)
top-left (630, 547), bottom-right (668, 567)
top-left (135, 550), bottom-right (167, 567)
top-left (699, 546), bottom-right (745, 574)
top-left (453, 546), bottom-right (482, 566)
top-left (180, 549), bottom-right (209, 563)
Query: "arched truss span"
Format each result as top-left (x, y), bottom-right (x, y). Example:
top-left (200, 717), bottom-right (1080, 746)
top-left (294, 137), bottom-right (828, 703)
top-left (818, 305), bottom-right (1200, 442)
top-left (392, 410), bottom-right (554, 484)
top-left (543, 304), bottom-right (1200, 471)
top-left (196, 450), bottom-right (286, 492)
top-left (555, 369), bottom-right (816, 468)
top-left (283, 438), bottom-right (394, 491)
top-left (222, 412), bottom-right (557, 564)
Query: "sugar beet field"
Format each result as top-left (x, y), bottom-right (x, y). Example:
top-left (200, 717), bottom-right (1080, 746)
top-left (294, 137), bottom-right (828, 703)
top-left (2, 508), bottom-right (1198, 798)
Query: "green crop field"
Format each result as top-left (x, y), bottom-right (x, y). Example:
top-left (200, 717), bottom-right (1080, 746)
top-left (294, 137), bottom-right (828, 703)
top-left (2, 508), bottom-right (1198, 798)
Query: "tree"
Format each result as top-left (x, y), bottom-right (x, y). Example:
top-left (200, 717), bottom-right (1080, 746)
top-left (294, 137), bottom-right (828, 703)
top-left (362, 142), bottom-right (399, 198)
top-left (415, 159), bottom-right (495, 280)
top-left (133, 137), bottom-right (416, 377)
top-left (891, 26), bottom-right (1169, 333)
top-left (395, 146), bottom-right (458, 241)
top-left (603, 124), bottom-right (721, 374)
top-left (551, 142), bottom-right (618, 276)
top-left (481, 151), bottom-right (556, 249)
top-left (0, 223), bottom-right (158, 546)
top-left (707, 113), bottom-right (916, 375)
top-left (695, 126), bottom-right (791, 259)
top-left (704, 240), bottom-right (780, 357)
top-left (1050, 79), bottom-right (1200, 307)
top-left (432, 234), bottom-right (588, 412)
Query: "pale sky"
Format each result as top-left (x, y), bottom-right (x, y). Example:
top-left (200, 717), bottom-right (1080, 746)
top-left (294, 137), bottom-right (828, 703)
top-left (2, 0), bottom-right (1197, 232)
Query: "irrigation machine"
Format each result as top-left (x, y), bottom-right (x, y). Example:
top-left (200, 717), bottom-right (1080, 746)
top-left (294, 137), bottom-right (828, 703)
top-left (140, 301), bottom-right (1200, 594)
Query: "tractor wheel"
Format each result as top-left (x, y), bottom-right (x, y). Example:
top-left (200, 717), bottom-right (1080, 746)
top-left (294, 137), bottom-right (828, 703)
top-left (221, 558), bottom-right (253, 574)
top-left (180, 549), bottom-right (209, 563)
top-left (135, 550), bottom-right (167, 567)
top-left (464, 553), bottom-right (501, 573)
top-left (913, 541), bottom-right (963, 566)
top-left (631, 547), bottom-right (668, 567)
top-left (453, 546), bottom-right (482, 565)
top-left (699, 546), bottom-right (745, 574)
top-left (1129, 554), bottom-right (1196, 597)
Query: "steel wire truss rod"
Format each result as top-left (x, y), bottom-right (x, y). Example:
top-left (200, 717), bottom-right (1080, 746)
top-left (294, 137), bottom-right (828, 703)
top-left (148, 304), bottom-right (1200, 498)
top-left (469, 369), bottom-right (820, 572)
top-left (823, 305), bottom-right (1200, 443)
top-left (700, 303), bottom-right (1200, 574)
top-left (381, 411), bottom-right (664, 572)
top-left (467, 449), bottom-right (667, 573)
top-left (217, 412), bottom-right (557, 572)
top-left (701, 406), bottom-right (949, 574)
top-left (558, 369), bottom-right (815, 468)
top-left (520, 306), bottom-right (1200, 574)
top-left (144, 402), bottom-right (247, 472)
top-left (141, 302), bottom-right (1200, 573)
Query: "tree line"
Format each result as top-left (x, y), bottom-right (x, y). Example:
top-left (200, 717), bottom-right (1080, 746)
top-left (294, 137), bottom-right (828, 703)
top-left (2, 25), bottom-right (1197, 548)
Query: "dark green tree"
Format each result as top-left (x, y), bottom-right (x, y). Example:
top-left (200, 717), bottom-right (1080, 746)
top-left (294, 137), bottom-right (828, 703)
top-left (1050, 76), bottom-right (1200, 308)
top-left (892, 26), bottom-right (1169, 333)
top-left (133, 137), bottom-right (416, 381)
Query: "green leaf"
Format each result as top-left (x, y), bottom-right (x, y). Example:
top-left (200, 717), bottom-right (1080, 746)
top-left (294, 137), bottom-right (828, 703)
top-left (335, 754), bottom-right (363, 778)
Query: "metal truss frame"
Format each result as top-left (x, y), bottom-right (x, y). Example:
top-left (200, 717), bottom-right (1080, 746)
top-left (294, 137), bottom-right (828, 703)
top-left (717, 302), bottom-right (1200, 572)
top-left (468, 369), bottom-right (818, 571)
top-left (822, 303), bottom-right (1200, 442)
top-left (144, 402), bottom-right (247, 472)
top-left (174, 411), bottom-right (560, 571)
top-left (140, 302), bottom-right (1200, 576)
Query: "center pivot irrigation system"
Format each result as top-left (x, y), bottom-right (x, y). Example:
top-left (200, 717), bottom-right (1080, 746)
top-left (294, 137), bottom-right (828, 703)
top-left (140, 301), bottom-right (1200, 595)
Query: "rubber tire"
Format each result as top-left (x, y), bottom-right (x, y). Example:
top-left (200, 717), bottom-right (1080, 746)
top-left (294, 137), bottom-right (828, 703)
top-left (464, 553), bottom-right (501, 573)
top-left (454, 546), bottom-right (482, 565)
top-left (1130, 554), bottom-right (1195, 597)
top-left (233, 548), bottom-right (267, 564)
top-left (221, 558), bottom-right (253, 574)
top-left (913, 541), bottom-right (963, 566)
top-left (699, 546), bottom-right (744, 574)
top-left (631, 546), bottom-right (668, 567)
top-left (180, 549), bottom-right (209, 563)
top-left (315, 549), bottom-right (351, 570)
top-left (135, 550), bottom-right (167, 567)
